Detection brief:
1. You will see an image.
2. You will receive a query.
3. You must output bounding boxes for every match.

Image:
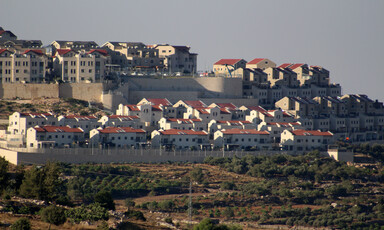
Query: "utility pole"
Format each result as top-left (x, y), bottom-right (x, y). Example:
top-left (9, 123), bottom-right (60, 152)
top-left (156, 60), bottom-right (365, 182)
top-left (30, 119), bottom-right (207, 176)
top-left (188, 179), bottom-right (192, 224)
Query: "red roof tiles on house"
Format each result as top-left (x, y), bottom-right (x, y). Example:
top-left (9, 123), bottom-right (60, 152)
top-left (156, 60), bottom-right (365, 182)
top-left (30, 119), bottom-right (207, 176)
top-left (125, 105), bottom-right (140, 111)
top-left (65, 115), bottom-right (97, 120)
top-left (278, 63), bottom-right (292, 68)
top-left (56, 49), bottom-right (73, 55)
top-left (289, 63), bottom-right (305, 70)
top-left (34, 126), bottom-right (83, 133)
top-left (22, 49), bottom-right (44, 55)
top-left (159, 129), bottom-right (207, 135)
top-left (99, 127), bottom-right (145, 134)
top-left (147, 98), bottom-right (172, 106)
top-left (247, 58), bottom-right (265, 65)
top-left (214, 59), bottom-right (243, 65)
top-left (221, 128), bottom-right (269, 135)
top-left (0, 49), bottom-right (10, 54)
top-left (184, 100), bottom-right (207, 108)
top-left (87, 49), bottom-right (109, 56)
top-left (291, 129), bottom-right (333, 136)
top-left (109, 115), bottom-right (139, 120)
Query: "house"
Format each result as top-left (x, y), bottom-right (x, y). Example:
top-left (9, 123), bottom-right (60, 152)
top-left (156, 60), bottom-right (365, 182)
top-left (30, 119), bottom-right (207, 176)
top-left (53, 49), bottom-right (110, 82)
top-left (173, 100), bottom-right (207, 118)
top-left (275, 97), bottom-right (319, 118)
top-left (51, 40), bottom-right (99, 52)
top-left (90, 126), bottom-right (146, 148)
top-left (155, 44), bottom-right (197, 74)
top-left (340, 94), bottom-right (377, 115)
top-left (313, 96), bottom-right (347, 116)
top-left (214, 128), bottom-right (270, 150)
top-left (264, 67), bottom-right (300, 87)
top-left (0, 49), bottom-right (48, 83)
top-left (208, 120), bottom-right (255, 135)
top-left (102, 41), bottom-right (163, 71)
top-left (26, 125), bottom-right (84, 148)
top-left (213, 59), bottom-right (247, 77)
top-left (246, 58), bottom-right (276, 70)
top-left (151, 129), bottom-right (210, 150)
top-left (58, 115), bottom-right (100, 135)
top-left (258, 121), bottom-right (302, 144)
top-left (158, 118), bottom-right (205, 131)
top-left (0, 40), bottom-right (43, 53)
top-left (98, 115), bottom-right (143, 129)
top-left (116, 104), bottom-right (141, 117)
top-left (280, 129), bottom-right (334, 152)
top-left (8, 112), bottom-right (56, 136)
top-left (0, 27), bottom-right (17, 40)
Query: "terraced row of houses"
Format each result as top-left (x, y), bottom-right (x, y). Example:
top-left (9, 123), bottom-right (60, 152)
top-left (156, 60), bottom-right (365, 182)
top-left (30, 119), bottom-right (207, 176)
top-left (0, 26), bottom-right (198, 83)
top-left (3, 93), bottom-right (384, 153)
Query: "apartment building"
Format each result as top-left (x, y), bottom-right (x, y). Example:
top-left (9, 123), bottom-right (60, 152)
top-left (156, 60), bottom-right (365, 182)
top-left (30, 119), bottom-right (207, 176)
top-left (53, 49), bottom-right (110, 82)
top-left (264, 67), bottom-right (300, 88)
top-left (214, 128), bottom-right (270, 150)
top-left (280, 129), bottom-right (334, 152)
top-left (0, 49), bottom-right (48, 83)
top-left (151, 129), bottom-right (209, 150)
top-left (58, 115), bottom-right (101, 135)
top-left (8, 112), bottom-right (56, 136)
top-left (98, 115), bottom-right (143, 129)
top-left (90, 127), bottom-right (146, 148)
top-left (275, 97), bottom-right (319, 118)
top-left (51, 40), bottom-right (99, 52)
top-left (313, 96), bottom-right (347, 116)
top-left (213, 59), bottom-right (247, 77)
top-left (155, 44), bottom-right (197, 74)
top-left (0, 27), bottom-right (17, 41)
top-left (159, 118), bottom-right (205, 131)
top-left (27, 125), bottom-right (84, 148)
top-left (102, 42), bottom-right (163, 71)
top-left (208, 120), bottom-right (255, 135)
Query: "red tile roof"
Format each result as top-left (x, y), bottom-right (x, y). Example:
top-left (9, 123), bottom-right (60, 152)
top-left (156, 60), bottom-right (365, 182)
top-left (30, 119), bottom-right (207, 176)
top-left (278, 63), bottom-right (292, 68)
top-left (291, 129), bottom-right (333, 136)
top-left (244, 106), bottom-right (267, 112)
top-left (125, 105), bottom-right (140, 111)
top-left (185, 100), bottom-right (207, 108)
top-left (147, 98), bottom-right (172, 106)
top-left (247, 58), bottom-right (265, 65)
top-left (34, 126), bottom-right (83, 133)
top-left (219, 108), bottom-right (231, 114)
top-left (87, 49), bottom-right (109, 56)
top-left (152, 105), bottom-right (163, 111)
top-left (109, 115), bottom-right (139, 120)
top-left (159, 129), bottom-right (207, 136)
top-left (214, 59), bottom-right (243, 65)
top-left (195, 108), bottom-right (210, 114)
top-left (167, 118), bottom-right (202, 123)
top-left (0, 49), bottom-right (10, 54)
top-left (221, 128), bottom-right (269, 135)
top-left (215, 103), bottom-right (237, 110)
top-left (289, 63), bottom-right (305, 70)
top-left (65, 115), bottom-right (97, 120)
top-left (56, 49), bottom-right (73, 55)
top-left (22, 49), bottom-right (44, 56)
top-left (99, 127), bottom-right (145, 134)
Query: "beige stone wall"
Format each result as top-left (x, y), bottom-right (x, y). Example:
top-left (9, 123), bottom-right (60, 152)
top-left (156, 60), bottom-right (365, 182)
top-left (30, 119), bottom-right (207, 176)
top-left (0, 148), bottom-right (18, 165)
top-left (0, 83), bottom-right (59, 99)
top-left (59, 83), bottom-right (104, 102)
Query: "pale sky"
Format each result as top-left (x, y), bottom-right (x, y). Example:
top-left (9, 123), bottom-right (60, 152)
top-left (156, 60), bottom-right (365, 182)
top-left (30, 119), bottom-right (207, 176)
top-left (1, 0), bottom-right (383, 101)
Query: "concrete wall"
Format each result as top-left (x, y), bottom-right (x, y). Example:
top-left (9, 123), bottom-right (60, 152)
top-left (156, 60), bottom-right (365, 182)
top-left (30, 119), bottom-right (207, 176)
top-left (59, 83), bottom-right (104, 103)
top-left (0, 148), bottom-right (18, 165)
top-left (0, 83), bottom-right (59, 99)
top-left (3, 147), bottom-right (288, 165)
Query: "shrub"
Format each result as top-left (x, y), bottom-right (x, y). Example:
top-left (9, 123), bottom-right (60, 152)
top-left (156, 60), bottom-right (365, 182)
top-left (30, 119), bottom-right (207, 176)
top-left (11, 218), bottom-right (31, 230)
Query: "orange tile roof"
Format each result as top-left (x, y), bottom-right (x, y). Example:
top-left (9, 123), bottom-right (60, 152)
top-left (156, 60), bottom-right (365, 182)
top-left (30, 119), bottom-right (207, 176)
top-left (221, 128), bottom-right (269, 135)
top-left (34, 126), bottom-right (83, 133)
top-left (99, 127), bottom-right (145, 134)
top-left (247, 58), bottom-right (265, 65)
top-left (291, 129), bottom-right (333, 136)
top-left (159, 129), bottom-right (207, 135)
top-left (214, 59), bottom-right (243, 65)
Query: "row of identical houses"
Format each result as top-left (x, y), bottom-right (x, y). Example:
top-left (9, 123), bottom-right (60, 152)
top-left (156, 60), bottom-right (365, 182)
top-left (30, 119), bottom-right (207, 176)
top-left (213, 58), bottom-right (341, 108)
top-left (0, 26), bottom-right (198, 83)
top-left (4, 94), bottom-right (384, 153)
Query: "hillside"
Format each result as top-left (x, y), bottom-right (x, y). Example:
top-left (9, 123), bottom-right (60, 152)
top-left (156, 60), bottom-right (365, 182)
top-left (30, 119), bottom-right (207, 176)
top-left (1, 152), bottom-right (383, 229)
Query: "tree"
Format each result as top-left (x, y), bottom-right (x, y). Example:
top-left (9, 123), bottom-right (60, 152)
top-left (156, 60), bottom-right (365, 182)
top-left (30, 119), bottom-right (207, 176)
top-left (94, 190), bottom-right (115, 210)
top-left (40, 205), bottom-right (67, 229)
top-left (124, 198), bottom-right (136, 212)
top-left (190, 167), bottom-right (204, 184)
top-left (0, 157), bottom-right (9, 192)
top-left (10, 218), bottom-right (31, 230)
top-left (223, 207), bottom-right (235, 219)
top-left (19, 162), bottom-right (63, 201)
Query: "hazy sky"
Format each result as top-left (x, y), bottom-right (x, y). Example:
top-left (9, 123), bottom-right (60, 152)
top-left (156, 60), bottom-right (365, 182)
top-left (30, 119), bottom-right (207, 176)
top-left (1, 0), bottom-right (383, 100)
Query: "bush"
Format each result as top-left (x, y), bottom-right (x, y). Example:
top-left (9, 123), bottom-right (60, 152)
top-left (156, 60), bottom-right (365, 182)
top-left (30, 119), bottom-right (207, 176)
top-left (11, 218), bottom-right (31, 230)
top-left (40, 205), bottom-right (67, 226)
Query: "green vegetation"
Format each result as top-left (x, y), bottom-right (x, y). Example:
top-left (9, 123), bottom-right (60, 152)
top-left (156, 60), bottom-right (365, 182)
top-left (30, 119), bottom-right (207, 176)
top-left (0, 147), bottom-right (383, 229)
top-left (10, 218), bottom-right (31, 230)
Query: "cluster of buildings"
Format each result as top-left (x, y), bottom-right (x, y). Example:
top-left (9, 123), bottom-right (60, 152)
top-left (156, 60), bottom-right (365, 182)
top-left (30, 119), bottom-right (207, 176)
top-left (213, 58), bottom-right (341, 108)
top-left (0, 26), bottom-right (198, 84)
top-left (3, 93), bottom-right (384, 153)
